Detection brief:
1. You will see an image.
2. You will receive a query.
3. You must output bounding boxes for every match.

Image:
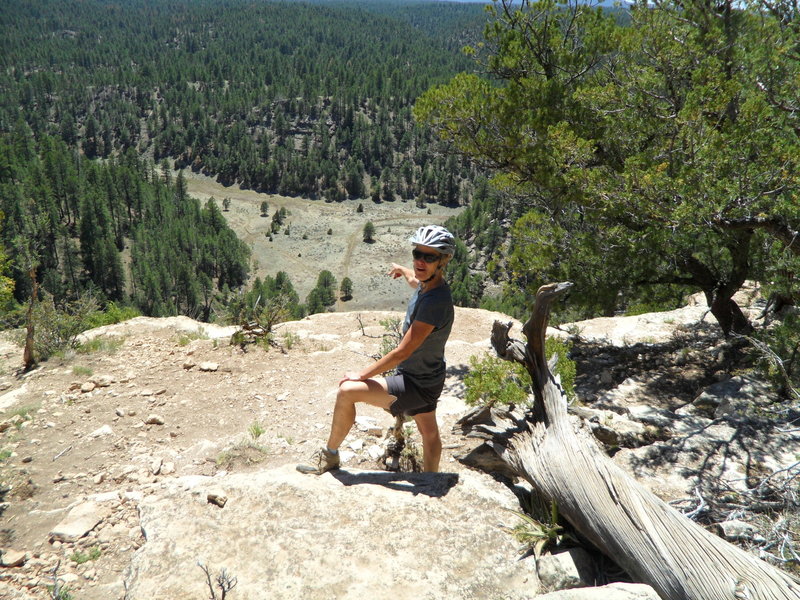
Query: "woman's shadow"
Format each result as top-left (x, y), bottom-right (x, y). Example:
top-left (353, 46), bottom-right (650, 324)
top-left (329, 470), bottom-right (459, 498)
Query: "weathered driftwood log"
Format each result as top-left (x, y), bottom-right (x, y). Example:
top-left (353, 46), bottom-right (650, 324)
top-left (455, 282), bottom-right (800, 600)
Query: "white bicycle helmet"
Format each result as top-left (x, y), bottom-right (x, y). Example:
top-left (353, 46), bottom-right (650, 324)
top-left (409, 225), bottom-right (456, 255)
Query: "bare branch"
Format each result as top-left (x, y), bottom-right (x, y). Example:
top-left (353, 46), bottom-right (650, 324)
top-left (733, 333), bottom-right (800, 403)
top-left (50, 560), bottom-right (66, 600)
top-left (198, 562), bottom-right (237, 600)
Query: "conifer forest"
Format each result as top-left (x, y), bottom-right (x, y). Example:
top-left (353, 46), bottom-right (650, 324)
top-left (1, 0), bottom-right (799, 391)
top-left (0, 0), bottom-right (486, 322)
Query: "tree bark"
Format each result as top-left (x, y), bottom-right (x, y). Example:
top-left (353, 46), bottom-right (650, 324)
top-left (710, 292), bottom-right (753, 336)
top-left (456, 282), bottom-right (800, 600)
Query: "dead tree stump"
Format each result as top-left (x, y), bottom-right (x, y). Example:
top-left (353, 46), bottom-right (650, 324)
top-left (456, 282), bottom-right (800, 600)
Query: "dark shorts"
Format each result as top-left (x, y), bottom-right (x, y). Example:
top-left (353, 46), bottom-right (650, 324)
top-left (385, 373), bottom-right (444, 417)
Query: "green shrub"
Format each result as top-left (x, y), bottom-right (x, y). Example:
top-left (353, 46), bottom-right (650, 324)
top-left (46, 586), bottom-right (74, 600)
top-left (11, 293), bottom-right (137, 363)
top-left (379, 317), bottom-right (402, 358)
top-left (464, 337), bottom-right (576, 407)
top-left (82, 301), bottom-right (140, 329)
top-left (176, 330), bottom-right (208, 346)
top-left (12, 293), bottom-right (94, 361)
top-left (464, 354), bottom-right (532, 407)
top-left (506, 500), bottom-right (564, 558)
top-left (248, 421), bottom-right (265, 440)
top-left (546, 336), bottom-right (576, 402)
top-left (282, 331), bottom-right (300, 350)
top-left (8, 404), bottom-right (37, 426)
top-left (69, 546), bottom-right (101, 564)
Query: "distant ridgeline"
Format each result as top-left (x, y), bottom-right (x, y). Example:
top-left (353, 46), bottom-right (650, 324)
top-left (0, 0), bottom-right (486, 204)
top-left (0, 132), bottom-right (250, 320)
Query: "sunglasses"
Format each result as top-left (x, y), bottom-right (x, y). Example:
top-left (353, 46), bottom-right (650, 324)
top-left (412, 249), bottom-right (442, 264)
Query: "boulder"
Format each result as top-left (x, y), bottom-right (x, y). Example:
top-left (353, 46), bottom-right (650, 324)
top-left (94, 375), bottom-right (115, 387)
top-left (0, 549), bottom-right (26, 567)
top-left (537, 548), bottom-right (595, 590)
top-left (614, 400), bottom-right (800, 502)
top-left (718, 519), bottom-right (758, 542)
top-left (50, 501), bottom-right (111, 542)
top-left (0, 582), bottom-right (39, 600)
top-left (537, 582), bottom-right (660, 599)
top-left (683, 375), bottom-right (776, 419)
top-left (88, 424), bottom-right (115, 438)
top-left (571, 406), bottom-right (649, 448)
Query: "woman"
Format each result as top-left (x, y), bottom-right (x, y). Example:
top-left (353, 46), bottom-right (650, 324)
top-left (297, 225), bottom-right (455, 474)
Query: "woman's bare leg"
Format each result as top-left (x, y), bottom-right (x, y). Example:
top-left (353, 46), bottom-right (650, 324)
top-left (412, 410), bottom-right (441, 472)
top-left (326, 378), bottom-right (394, 450)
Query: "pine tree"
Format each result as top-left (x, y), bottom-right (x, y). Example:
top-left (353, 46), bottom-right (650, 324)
top-left (305, 287), bottom-right (325, 315)
top-left (0, 214), bottom-right (14, 311)
top-left (315, 270), bottom-right (337, 306)
top-left (363, 221), bottom-right (376, 243)
top-left (340, 277), bottom-right (353, 301)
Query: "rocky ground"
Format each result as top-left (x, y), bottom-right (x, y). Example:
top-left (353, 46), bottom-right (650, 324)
top-left (1, 289), bottom-right (798, 599)
top-left (0, 306), bottom-right (528, 599)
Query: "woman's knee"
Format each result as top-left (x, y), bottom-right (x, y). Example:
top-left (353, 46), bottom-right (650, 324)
top-left (337, 380), bottom-right (373, 404)
top-left (420, 426), bottom-right (441, 445)
top-left (336, 381), bottom-right (358, 403)
top-left (415, 413), bottom-right (440, 442)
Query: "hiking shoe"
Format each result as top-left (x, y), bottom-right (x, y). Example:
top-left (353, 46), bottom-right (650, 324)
top-left (296, 448), bottom-right (340, 475)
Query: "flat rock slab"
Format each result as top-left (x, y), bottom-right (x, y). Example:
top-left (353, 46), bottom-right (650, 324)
top-left (125, 465), bottom-right (536, 600)
top-left (0, 549), bottom-right (27, 567)
top-left (50, 501), bottom-right (111, 542)
top-left (0, 383), bottom-right (28, 411)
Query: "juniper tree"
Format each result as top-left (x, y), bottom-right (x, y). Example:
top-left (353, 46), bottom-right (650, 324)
top-left (416, 0), bottom-right (800, 333)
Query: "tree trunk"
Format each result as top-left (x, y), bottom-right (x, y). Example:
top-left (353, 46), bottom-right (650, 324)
top-left (456, 282), bottom-right (800, 600)
top-left (22, 268), bottom-right (38, 371)
top-left (710, 292), bottom-right (753, 336)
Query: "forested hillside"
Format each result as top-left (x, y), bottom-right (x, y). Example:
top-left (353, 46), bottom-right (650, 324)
top-left (0, 0), bottom-right (487, 332)
top-left (0, 132), bottom-right (250, 320)
top-left (1, 0), bottom-right (484, 201)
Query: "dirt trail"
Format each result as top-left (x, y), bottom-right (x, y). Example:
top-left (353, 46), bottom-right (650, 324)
top-left (182, 171), bottom-right (461, 311)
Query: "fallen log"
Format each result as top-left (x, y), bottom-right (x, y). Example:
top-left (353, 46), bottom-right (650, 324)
top-left (456, 282), bottom-right (800, 600)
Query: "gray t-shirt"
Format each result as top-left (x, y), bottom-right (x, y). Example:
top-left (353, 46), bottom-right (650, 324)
top-left (397, 283), bottom-right (454, 388)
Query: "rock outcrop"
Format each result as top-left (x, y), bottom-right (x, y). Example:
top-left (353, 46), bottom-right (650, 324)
top-left (125, 466), bottom-right (536, 600)
top-left (1, 295), bottom-right (797, 599)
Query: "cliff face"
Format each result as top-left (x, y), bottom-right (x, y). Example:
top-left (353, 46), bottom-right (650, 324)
top-left (0, 298), bottom-right (797, 599)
